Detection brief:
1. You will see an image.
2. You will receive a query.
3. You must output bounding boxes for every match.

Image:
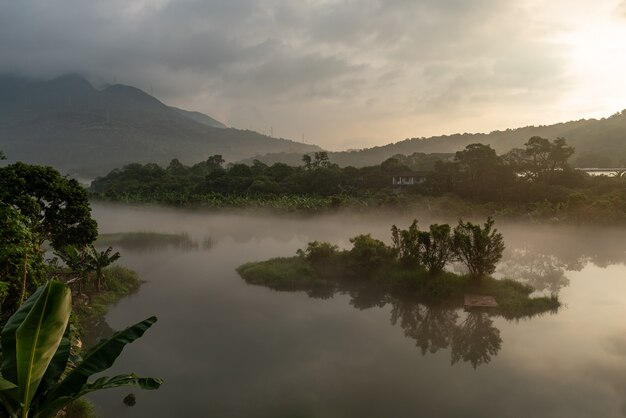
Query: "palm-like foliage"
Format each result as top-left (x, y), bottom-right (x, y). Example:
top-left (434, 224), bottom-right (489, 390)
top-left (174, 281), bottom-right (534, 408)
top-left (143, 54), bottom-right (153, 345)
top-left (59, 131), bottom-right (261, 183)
top-left (53, 246), bottom-right (91, 283)
top-left (0, 281), bottom-right (162, 418)
top-left (85, 245), bottom-right (121, 291)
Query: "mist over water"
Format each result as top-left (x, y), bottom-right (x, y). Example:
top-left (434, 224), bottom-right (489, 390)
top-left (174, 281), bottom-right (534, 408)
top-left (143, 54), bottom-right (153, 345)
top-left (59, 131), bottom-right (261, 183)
top-left (88, 203), bottom-right (626, 418)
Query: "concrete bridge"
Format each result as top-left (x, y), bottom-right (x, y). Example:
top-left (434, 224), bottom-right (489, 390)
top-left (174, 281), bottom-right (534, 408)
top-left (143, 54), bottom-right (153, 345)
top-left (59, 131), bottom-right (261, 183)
top-left (576, 168), bottom-right (626, 177)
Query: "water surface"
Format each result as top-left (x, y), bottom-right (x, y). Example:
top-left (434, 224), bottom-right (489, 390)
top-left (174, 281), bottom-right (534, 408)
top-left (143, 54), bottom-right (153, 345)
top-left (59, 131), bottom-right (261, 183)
top-left (88, 203), bottom-right (626, 418)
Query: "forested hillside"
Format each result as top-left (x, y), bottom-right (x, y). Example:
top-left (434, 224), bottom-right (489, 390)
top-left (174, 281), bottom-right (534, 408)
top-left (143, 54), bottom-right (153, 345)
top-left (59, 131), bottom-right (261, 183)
top-left (0, 74), bottom-right (320, 177)
top-left (244, 111), bottom-right (626, 168)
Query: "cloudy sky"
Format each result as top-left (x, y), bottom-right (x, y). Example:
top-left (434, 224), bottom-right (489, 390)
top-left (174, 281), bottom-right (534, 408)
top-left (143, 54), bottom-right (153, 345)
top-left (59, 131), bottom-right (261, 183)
top-left (1, 0), bottom-right (626, 150)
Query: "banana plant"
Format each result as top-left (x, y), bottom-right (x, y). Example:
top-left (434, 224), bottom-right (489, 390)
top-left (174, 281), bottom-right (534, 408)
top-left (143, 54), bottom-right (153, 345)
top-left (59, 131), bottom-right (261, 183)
top-left (0, 281), bottom-right (162, 418)
top-left (85, 245), bottom-right (121, 291)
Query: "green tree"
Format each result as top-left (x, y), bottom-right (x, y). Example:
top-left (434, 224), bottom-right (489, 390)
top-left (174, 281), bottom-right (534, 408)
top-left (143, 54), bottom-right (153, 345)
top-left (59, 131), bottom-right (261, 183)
top-left (348, 234), bottom-right (393, 273)
top-left (0, 205), bottom-right (43, 316)
top-left (313, 152), bottom-right (331, 169)
top-left (452, 218), bottom-right (504, 278)
top-left (418, 224), bottom-right (453, 274)
top-left (0, 281), bottom-right (162, 418)
top-left (298, 241), bottom-right (338, 267)
top-left (0, 163), bottom-right (97, 250)
top-left (506, 136), bottom-right (575, 182)
top-left (301, 154), bottom-right (312, 170)
top-left (53, 245), bottom-right (92, 294)
top-left (390, 220), bottom-right (421, 266)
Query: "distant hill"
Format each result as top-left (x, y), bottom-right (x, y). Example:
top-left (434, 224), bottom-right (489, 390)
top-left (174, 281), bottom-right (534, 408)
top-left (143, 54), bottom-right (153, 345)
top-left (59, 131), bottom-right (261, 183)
top-left (0, 74), bottom-right (320, 177)
top-left (244, 111), bottom-right (626, 168)
top-left (169, 106), bottom-right (227, 128)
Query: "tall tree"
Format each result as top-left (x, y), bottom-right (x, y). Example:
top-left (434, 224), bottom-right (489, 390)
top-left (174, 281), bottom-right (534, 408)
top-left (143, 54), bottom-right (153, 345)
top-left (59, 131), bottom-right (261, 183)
top-left (0, 163), bottom-right (97, 250)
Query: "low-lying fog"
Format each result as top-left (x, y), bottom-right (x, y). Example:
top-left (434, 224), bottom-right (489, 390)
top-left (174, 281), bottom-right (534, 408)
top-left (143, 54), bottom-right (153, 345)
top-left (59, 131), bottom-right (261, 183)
top-left (88, 203), bottom-right (626, 418)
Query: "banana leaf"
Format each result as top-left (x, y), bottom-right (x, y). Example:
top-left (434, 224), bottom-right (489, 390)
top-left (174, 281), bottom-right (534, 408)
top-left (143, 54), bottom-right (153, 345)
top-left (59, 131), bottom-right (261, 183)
top-left (45, 316), bottom-right (157, 401)
top-left (15, 281), bottom-right (71, 412)
top-left (37, 323), bottom-right (71, 395)
top-left (36, 374), bottom-right (162, 418)
top-left (0, 284), bottom-right (47, 384)
top-left (0, 377), bottom-right (17, 392)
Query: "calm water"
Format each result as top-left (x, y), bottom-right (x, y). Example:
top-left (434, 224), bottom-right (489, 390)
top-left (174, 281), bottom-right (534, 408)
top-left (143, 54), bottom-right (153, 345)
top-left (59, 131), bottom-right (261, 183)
top-left (87, 203), bottom-right (626, 418)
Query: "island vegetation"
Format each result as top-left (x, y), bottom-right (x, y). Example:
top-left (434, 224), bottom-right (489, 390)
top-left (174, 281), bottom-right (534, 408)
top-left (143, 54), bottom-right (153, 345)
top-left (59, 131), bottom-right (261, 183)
top-left (90, 137), bottom-right (626, 224)
top-left (237, 218), bottom-right (560, 319)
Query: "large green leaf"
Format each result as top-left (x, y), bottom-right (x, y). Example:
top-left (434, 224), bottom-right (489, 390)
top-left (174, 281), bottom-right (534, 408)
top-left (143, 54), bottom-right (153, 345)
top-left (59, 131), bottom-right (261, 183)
top-left (15, 281), bottom-right (71, 412)
top-left (1, 285), bottom-right (47, 384)
top-left (37, 323), bottom-right (71, 395)
top-left (0, 376), bottom-right (17, 392)
top-left (81, 374), bottom-right (163, 393)
top-left (36, 374), bottom-right (162, 418)
top-left (46, 316), bottom-right (157, 400)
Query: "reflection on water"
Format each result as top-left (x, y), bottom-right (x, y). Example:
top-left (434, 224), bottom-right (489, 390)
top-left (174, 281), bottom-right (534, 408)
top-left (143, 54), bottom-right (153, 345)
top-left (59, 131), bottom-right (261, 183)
top-left (96, 231), bottom-right (213, 252)
top-left (390, 302), bottom-right (502, 368)
top-left (86, 203), bottom-right (626, 418)
top-left (498, 247), bottom-right (569, 293)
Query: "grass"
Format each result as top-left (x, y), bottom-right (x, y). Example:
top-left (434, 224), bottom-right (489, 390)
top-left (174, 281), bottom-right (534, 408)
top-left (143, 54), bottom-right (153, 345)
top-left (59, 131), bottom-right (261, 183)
top-left (237, 256), bottom-right (560, 318)
top-left (72, 266), bottom-right (142, 324)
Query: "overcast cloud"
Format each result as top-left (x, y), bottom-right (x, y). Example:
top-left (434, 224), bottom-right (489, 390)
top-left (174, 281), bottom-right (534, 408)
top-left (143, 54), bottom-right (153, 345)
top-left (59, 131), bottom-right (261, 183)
top-left (1, 0), bottom-right (625, 149)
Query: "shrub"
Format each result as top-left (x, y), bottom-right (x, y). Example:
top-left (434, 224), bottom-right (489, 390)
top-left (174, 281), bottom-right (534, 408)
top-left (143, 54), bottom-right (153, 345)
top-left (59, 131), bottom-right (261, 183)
top-left (419, 224), bottom-right (454, 274)
top-left (348, 234), bottom-right (394, 273)
top-left (452, 217), bottom-right (504, 278)
top-left (390, 220), bottom-right (421, 266)
top-left (299, 241), bottom-right (339, 266)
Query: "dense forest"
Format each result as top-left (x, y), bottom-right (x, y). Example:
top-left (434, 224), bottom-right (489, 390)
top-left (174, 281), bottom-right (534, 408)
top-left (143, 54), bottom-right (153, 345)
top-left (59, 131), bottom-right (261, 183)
top-left (91, 137), bottom-right (626, 223)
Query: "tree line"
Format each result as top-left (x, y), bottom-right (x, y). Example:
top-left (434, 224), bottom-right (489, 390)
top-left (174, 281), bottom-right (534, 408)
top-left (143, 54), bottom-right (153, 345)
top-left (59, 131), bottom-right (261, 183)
top-left (89, 136), bottom-right (626, 222)
top-left (300, 218), bottom-right (504, 280)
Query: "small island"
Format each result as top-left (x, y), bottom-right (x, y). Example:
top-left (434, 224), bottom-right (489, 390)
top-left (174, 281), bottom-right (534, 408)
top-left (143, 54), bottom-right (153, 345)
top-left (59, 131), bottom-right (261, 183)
top-left (237, 218), bottom-right (560, 319)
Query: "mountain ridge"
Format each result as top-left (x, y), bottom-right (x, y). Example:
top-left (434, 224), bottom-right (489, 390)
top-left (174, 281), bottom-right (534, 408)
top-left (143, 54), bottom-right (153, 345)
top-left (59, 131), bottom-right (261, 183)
top-left (0, 74), bottom-right (320, 177)
top-left (242, 110), bottom-right (626, 167)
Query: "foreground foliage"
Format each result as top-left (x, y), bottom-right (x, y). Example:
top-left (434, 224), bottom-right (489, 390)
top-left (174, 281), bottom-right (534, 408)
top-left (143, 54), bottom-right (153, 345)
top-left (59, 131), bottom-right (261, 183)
top-left (0, 281), bottom-right (162, 418)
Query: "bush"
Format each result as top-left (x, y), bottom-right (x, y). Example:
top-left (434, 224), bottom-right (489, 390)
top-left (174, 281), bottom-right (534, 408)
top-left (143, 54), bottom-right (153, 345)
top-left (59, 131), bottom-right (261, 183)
top-left (419, 224), bottom-right (454, 274)
top-left (390, 220), bottom-right (421, 266)
top-left (452, 218), bottom-right (504, 278)
top-left (348, 234), bottom-right (394, 273)
top-left (299, 241), bottom-right (339, 266)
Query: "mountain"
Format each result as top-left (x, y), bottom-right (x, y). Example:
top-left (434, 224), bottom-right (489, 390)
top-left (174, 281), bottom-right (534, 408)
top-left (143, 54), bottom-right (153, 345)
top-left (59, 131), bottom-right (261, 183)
top-left (244, 111), bottom-right (626, 168)
top-left (169, 106), bottom-right (227, 128)
top-left (0, 74), bottom-right (320, 177)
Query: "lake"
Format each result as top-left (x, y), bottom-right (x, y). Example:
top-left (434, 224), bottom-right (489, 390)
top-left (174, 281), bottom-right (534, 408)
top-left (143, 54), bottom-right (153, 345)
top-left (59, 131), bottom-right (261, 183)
top-left (87, 203), bottom-right (626, 418)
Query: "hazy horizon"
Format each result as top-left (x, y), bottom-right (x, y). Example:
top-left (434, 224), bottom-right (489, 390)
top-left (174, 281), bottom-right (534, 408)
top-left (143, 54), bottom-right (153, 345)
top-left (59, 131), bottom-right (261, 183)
top-left (2, 0), bottom-right (626, 150)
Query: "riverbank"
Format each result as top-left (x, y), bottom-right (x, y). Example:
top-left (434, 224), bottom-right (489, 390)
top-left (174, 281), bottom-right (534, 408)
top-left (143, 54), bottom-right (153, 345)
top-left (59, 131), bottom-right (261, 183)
top-left (67, 265), bottom-right (143, 418)
top-left (90, 192), bottom-right (626, 225)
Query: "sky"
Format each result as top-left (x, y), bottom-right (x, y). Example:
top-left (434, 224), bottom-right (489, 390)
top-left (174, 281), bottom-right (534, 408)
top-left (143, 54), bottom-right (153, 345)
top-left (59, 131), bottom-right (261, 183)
top-left (1, 0), bottom-right (626, 150)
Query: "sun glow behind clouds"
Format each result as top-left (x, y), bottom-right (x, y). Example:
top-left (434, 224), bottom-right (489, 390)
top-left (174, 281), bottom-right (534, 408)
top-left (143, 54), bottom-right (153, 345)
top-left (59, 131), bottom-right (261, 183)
top-left (558, 2), bottom-right (626, 116)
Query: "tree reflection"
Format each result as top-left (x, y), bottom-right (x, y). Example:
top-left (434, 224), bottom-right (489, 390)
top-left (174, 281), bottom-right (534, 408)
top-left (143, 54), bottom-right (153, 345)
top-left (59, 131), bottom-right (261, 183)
top-left (499, 247), bottom-right (569, 293)
top-left (451, 312), bottom-right (502, 369)
top-left (390, 301), bottom-right (458, 355)
top-left (95, 232), bottom-right (209, 253)
top-left (389, 298), bottom-right (501, 367)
